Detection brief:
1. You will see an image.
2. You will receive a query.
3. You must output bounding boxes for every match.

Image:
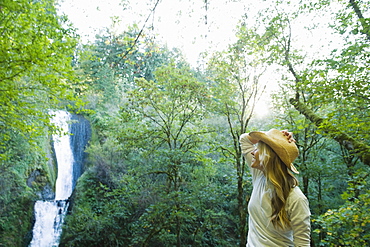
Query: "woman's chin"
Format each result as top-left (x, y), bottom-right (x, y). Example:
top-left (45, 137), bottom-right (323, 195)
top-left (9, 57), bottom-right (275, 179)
top-left (251, 162), bottom-right (263, 171)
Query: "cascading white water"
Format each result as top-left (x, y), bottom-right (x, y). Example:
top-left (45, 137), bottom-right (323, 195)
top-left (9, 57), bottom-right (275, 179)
top-left (30, 111), bottom-right (74, 247)
top-left (53, 111), bottom-right (74, 201)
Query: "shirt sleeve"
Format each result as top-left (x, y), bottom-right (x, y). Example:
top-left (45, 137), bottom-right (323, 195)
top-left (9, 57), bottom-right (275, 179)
top-left (239, 133), bottom-right (255, 167)
top-left (287, 190), bottom-right (311, 247)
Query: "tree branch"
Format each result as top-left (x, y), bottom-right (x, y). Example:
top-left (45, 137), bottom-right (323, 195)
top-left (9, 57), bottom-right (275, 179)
top-left (349, 0), bottom-right (370, 41)
top-left (120, 0), bottom-right (161, 59)
top-left (220, 146), bottom-right (237, 159)
top-left (289, 97), bottom-right (370, 166)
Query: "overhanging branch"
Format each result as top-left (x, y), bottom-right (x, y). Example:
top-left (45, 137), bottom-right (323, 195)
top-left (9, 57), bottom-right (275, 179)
top-left (120, 0), bottom-right (161, 60)
top-left (289, 97), bottom-right (370, 166)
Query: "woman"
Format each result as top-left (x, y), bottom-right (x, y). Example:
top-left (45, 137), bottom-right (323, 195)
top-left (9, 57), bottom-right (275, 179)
top-left (240, 129), bottom-right (311, 246)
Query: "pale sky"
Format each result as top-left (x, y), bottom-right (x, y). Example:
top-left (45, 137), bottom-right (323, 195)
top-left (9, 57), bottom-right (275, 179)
top-left (58, 0), bottom-right (252, 65)
top-left (58, 0), bottom-right (340, 117)
top-left (58, 0), bottom-right (274, 116)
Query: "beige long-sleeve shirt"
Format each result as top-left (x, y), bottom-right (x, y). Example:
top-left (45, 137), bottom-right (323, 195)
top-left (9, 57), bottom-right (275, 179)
top-left (240, 133), bottom-right (311, 247)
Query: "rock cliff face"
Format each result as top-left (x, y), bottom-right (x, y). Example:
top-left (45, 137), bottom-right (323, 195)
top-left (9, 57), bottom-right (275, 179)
top-left (27, 144), bottom-right (57, 201)
top-left (70, 114), bottom-right (91, 189)
top-left (26, 113), bottom-right (91, 200)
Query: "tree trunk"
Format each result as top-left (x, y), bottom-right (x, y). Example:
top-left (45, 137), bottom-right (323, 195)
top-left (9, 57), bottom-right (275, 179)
top-left (318, 175), bottom-right (322, 213)
top-left (302, 176), bottom-right (309, 195)
top-left (176, 215), bottom-right (181, 247)
top-left (236, 158), bottom-right (247, 247)
top-left (237, 179), bottom-right (247, 247)
top-left (289, 98), bottom-right (370, 166)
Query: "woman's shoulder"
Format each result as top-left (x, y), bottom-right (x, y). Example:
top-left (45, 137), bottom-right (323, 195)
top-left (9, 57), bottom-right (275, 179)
top-left (286, 186), bottom-right (311, 215)
top-left (288, 186), bottom-right (308, 202)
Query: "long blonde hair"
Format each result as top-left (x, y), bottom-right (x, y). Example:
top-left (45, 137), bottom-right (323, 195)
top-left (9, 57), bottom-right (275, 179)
top-left (257, 141), bottom-right (299, 229)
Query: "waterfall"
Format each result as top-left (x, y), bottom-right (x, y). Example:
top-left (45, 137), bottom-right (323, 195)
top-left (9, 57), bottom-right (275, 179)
top-left (29, 110), bottom-right (90, 247)
top-left (29, 200), bottom-right (69, 247)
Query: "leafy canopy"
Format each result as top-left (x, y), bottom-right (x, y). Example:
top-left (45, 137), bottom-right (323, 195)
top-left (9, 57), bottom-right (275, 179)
top-left (0, 0), bottom-right (80, 159)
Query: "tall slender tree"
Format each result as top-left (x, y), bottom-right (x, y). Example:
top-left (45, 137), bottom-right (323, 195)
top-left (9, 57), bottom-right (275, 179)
top-left (206, 19), bottom-right (270, 246)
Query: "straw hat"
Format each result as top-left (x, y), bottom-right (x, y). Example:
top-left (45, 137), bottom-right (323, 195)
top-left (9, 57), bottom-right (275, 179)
top-left (249, 129), bottom-right (299, 174)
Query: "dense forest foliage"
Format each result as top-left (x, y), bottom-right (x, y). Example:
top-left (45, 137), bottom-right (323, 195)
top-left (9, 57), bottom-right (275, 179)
top-left (0, 0), bottom-right (369, 246)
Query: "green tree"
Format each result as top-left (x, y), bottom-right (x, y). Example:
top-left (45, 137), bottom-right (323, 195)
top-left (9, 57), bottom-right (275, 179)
top-left (74, 25), bottom-right (174, 107)
top-left (255, 0), bottom-right (370, 245)
top-left (283, 0), bottom-right (370, 166)
top-left (0, 0), bottom-right (80, 158)
top-left (61, 60), bottom-right (238, 246)
top-left (206, 18), bottom-right (270, 246)
top-left (0, 131), bottom-right (48, 246)
top-left (313, 172), bottom-right (370, 246)
top-left (121, 63), bottom-right (214, 246)
top-left (0, 0), bottom-right (80, 245)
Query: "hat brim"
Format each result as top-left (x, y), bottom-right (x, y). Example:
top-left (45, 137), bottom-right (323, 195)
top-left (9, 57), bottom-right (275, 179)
top-left (249, 130), bottom-right (299, 174)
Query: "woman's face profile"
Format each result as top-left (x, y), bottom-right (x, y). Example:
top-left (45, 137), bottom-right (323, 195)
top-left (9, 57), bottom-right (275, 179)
top-left (251, 148), bottom-right (264, 171)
